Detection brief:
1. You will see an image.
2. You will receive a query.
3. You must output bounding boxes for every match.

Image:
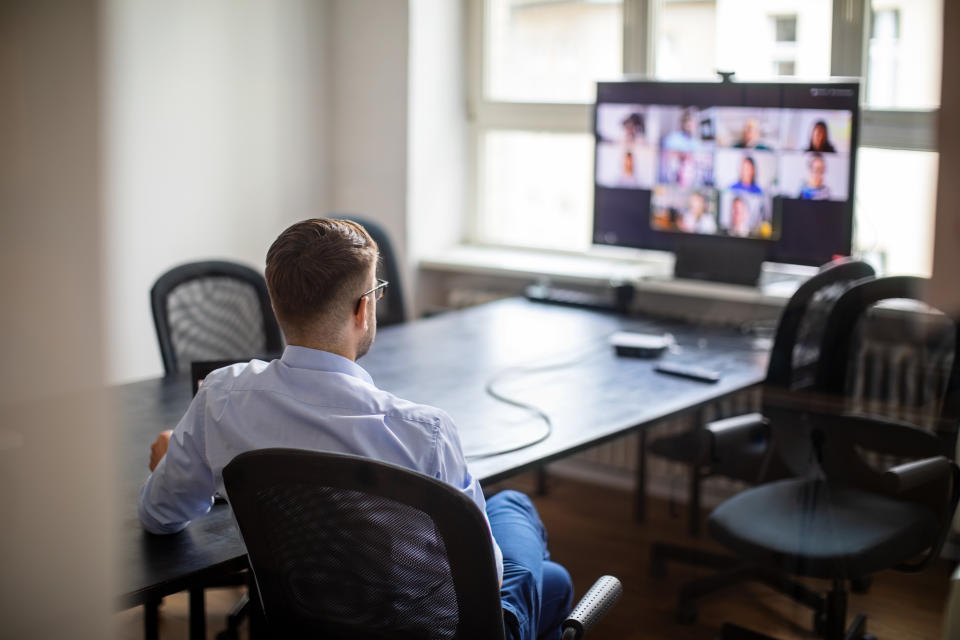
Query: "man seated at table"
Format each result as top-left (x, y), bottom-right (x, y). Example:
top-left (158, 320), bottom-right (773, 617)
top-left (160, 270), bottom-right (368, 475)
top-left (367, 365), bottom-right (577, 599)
top-left (139, 218), bottom-right (573, 640)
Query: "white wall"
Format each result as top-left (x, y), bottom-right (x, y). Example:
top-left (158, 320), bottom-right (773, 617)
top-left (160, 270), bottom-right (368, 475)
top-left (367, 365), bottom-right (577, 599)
top-left (327, 0), bottom-right (412, 310)
top-left (103, 0), bottom-right (417, 383)
top-left (0, 1), bottom-right (114, 636)
top-left (104, 0), bottom-right (331, 382)
top-left (407, 0), bottom-right (468, 312)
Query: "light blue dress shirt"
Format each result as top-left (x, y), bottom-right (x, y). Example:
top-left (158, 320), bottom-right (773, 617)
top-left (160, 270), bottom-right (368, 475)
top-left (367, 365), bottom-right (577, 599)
top-left (138, 345), bottom-right (503, 582)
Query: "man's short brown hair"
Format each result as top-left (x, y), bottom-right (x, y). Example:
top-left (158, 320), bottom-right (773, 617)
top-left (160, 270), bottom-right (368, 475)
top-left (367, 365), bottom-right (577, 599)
top-left (265, 218), bottom-right (379, 328)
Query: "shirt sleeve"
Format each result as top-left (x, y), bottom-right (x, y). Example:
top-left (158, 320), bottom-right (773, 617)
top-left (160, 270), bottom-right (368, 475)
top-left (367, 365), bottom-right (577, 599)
top-left (433, 411), bottom-right (504, 585)
top-left (138, 390), bottom-right (216, 534)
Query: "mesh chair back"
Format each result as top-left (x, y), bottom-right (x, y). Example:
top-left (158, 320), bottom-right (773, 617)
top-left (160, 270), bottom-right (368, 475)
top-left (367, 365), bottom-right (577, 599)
top-left (334, 215), bottom-right (408, 326)
top-left (817, 276), bottom-right (959, 449)
top-left (847, 303), bottom-right (956, 434)
top-left (223, 449), bottom-right (505, 640)
top-left (766, 259), bottom-right (876, 391)
top-left (810, 276), bottom-right (960, 564)
top-left (151, 261), bottom-right (283, 375)
top-left (758, 259), bottom-right (875, 476)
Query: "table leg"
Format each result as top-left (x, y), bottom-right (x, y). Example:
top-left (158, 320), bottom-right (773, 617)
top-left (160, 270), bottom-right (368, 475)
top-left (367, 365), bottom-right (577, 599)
top-left (144, 599), bottom-right (160, 640)
top-left (634, 429), bottom-right (647, 522)
top-left (536, 465), bottom-right (548, 496)
top-left (189, 587), bottom-right (205, 640)
top-left (689, 460), bottom-right (702, 537)
top-left (688, 409), bottom-right (705, 537)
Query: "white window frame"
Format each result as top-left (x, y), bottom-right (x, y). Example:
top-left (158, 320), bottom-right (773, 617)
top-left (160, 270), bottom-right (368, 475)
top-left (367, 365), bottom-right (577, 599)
top-left (466, 0), bottom-right (940, 247)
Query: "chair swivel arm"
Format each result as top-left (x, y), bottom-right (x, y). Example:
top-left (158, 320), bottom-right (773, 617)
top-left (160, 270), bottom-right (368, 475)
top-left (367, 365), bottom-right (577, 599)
top-left (560, 575), bottom-right (622, 640)
top-left (890, 457), bottom-right (960, 573)
top-left (882, 456), bottom-right (954, 495)
top-left (704, 413), bottom-right (769, 464)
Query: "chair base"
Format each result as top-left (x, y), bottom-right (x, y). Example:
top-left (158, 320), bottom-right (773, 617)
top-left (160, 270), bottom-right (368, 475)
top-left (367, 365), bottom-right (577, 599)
top-left (215, 593), bottom-right (249, 640)
top-left (651, 543), bottom-right (872, 640)
top-left (215, 570), bottom-right (268, 640)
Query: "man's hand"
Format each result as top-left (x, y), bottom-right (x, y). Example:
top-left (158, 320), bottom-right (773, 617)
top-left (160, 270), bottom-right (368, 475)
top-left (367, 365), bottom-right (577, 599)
top-left (149, 430), bottom-right (174, 471)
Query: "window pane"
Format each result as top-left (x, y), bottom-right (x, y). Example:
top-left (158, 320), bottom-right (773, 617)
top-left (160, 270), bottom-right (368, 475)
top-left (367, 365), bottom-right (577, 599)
top-left (854, 148), bottom-right (938, 275)
top-left (656, 0), bottom-right (832, 81)
top-left (485, 0), bottom-right (623, 103)
top-left (477, 131), bottom-right (593, 250)
top-left (866, 0), bottom-right (942, 108)
top-left (774, 15), bottom-right (798, 42)
top-left (775, 60), bottom-right (796, 76)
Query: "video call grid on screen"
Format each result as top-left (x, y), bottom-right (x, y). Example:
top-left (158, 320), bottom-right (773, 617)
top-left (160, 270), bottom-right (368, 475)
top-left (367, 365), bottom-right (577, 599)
top-left (592, 81), bottom-right (859, 267)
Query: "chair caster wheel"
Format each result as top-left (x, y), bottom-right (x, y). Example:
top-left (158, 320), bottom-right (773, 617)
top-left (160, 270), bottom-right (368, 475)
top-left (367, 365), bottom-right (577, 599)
top-left (676, 601), bottom-right (697, 624)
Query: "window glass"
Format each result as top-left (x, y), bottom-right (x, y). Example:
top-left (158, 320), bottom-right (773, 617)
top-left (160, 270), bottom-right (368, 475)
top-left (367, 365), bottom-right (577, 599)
top-left (775, 60), bottom-right (796, 76)
top-left (854, 148), bottom-right (938, 275)
top-left (477, 140), bottom-right (939, 273)
top-left (477, 131), bottom-right (593, 250)
top-left (655, 0), bottom-right (832, 81)
top-left (774, 15), bottom-right (798, 42)
top-left (485, 0), bottom-right (623, 103)
top-left (473, 0), bottom-right (941, 275)
top-left (866, 0), bottom-right (942, 108)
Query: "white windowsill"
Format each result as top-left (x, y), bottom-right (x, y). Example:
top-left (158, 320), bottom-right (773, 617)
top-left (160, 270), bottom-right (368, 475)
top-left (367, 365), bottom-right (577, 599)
top-left (419, 244), bottom-right (815, 306)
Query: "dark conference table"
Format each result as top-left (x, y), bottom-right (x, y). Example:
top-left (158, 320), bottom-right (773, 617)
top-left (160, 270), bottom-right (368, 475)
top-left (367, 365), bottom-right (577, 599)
top-left (117, 298), bottom-right (769, 618)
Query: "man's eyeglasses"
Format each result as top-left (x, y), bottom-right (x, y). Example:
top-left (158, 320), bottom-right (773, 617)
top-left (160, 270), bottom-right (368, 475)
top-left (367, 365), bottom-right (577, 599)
top-left (355, 279), bottom-right (389, 313)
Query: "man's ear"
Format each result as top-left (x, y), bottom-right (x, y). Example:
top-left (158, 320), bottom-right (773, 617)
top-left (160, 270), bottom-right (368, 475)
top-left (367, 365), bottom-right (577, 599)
top-left (354, 295), bottom-right (369, 330)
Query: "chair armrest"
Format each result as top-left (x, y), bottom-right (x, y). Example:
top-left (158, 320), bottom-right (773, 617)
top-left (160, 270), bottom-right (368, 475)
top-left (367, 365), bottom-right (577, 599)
top-left (705, 413), bottom-right (769, 463)
top-left (882, 456), bottom-right (954, 495)
top-left (561, 575), bottom-right (622, 640)
top-left (805, 410), bottom-right (949, 460)
top-left (887, 456), bottom-right (960, 573)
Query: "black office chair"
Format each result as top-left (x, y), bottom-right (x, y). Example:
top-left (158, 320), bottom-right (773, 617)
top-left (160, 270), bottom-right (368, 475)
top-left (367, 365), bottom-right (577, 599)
top-left (647, 258), bottom-right (876, 535)
top-left (150, 260), bottom-right (283, 375)
top-left (649, 259), bottom-right (877, 623)
top-left (223, 448), bottom-right (622, 640)
top-left (333, 215), bottom-right (408, 326)
top-left (673, 276), bottom-right (960, 640)
top-left (150, 260), bottom-right (283, 637)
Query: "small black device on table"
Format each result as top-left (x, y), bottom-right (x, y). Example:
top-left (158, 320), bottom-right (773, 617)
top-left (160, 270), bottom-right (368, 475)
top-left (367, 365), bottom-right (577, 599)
top-left (654, 360), bottom-right (722, 383)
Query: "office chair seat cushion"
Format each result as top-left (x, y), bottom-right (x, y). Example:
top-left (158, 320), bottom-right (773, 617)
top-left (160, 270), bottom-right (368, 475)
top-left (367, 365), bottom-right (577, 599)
top-left (708, 477), bottom-right (939, 579)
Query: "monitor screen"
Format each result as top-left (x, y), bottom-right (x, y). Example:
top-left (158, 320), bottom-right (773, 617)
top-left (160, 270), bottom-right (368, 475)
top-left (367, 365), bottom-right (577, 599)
top-left (592, 81), bottom-right (859, 267)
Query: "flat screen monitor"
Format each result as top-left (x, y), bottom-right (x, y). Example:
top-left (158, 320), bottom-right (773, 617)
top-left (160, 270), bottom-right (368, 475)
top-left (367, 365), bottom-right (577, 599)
top-left (592, 80), bottom-right (859, 273)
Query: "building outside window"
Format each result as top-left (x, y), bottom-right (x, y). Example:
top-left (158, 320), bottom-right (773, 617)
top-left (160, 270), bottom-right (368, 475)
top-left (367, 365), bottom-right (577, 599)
top-left (771, 14), bottom-right (798, 76)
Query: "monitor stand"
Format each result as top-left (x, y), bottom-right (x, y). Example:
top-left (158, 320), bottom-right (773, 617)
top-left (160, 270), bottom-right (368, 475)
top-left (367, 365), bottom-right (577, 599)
top-left (672, 238), bottom-right (766, 287)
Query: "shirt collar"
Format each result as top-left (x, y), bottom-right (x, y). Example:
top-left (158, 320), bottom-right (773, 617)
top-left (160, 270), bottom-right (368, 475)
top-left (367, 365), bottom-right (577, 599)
top-left (280, 345), bottom-right (375, 386)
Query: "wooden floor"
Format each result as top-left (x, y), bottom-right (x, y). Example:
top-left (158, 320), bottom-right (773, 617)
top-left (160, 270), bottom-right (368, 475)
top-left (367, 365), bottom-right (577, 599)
top-left (115, 474), bottom-right (953, 639)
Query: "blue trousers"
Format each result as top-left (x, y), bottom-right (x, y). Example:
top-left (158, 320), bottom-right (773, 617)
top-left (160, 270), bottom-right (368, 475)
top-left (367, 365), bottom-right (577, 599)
top-left (486, 490), bottom-right (573, 640)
